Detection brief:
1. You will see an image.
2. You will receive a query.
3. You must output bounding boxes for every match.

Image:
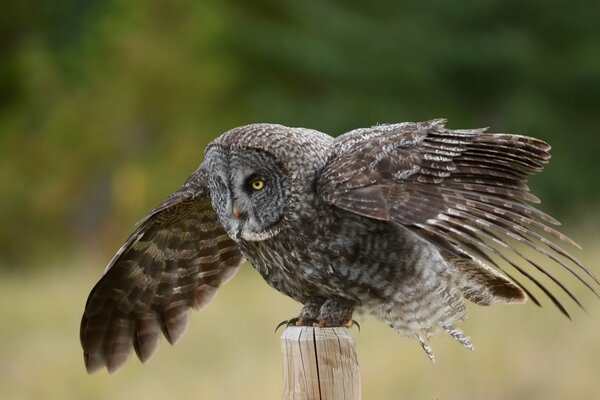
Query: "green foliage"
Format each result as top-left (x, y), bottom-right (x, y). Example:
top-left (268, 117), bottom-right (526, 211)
top-left (1, 0), bottom-right (599, 268)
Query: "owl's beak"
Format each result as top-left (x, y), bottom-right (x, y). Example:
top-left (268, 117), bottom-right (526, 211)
top-left (232, 207), bottom-right (242, 220)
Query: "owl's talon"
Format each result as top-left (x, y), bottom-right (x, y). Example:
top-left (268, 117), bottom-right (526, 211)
top-left (275, 318), bottom-right (298, 332)
top-left (348, 319), bottom-right (361, 331)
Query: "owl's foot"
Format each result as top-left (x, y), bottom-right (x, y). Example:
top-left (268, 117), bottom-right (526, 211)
top-left (274, 317), bottom-right (317, 332)
top-left (313, 319), bottom-right (361, 331)
top-left (313, 298), bottom-right (356, 329)
top-left (276, 299), bottom-right (358, 332)
top-left (275, 301), bottom-right (324, 332)
top-left (274, 300), bottom-right (323, 331)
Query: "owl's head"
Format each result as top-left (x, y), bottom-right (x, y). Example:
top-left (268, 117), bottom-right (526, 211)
top-left (204, 145), bottom-right (291, 241)
top-left (204, 124), bottom-right (332, 242)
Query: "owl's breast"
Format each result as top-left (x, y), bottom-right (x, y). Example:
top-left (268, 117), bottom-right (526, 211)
top-left (237, 230), bottom-right (325, 303)
top-left (235, 201), bottom-right (342, 302)
top-left (237, 201), bottom-right (425, 303)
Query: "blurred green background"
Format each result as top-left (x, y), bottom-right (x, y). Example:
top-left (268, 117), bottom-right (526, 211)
top-left (1, 0), bottom-right (599, 399)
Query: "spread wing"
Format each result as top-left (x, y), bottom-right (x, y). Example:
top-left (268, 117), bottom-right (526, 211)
top-left (80, 165), bottom-right (243, 373)
top-left (318, 119), bottom-right (598, 316)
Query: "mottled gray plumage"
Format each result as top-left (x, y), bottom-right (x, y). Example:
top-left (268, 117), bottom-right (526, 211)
top-left (81, 119), bottom-right (598, 372)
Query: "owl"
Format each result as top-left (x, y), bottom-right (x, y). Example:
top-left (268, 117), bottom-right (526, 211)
top-left (80, 119), bottom-right (597, 373)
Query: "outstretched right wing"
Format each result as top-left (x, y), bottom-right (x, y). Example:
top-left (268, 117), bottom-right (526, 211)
top-left (80, 166), bottom-right (244, 373)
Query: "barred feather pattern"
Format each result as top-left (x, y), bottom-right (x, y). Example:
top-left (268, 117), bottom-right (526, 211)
top-left (319, 119), bottom-right (598, 321)
top-left (80, 168), bottom-right (243, 373)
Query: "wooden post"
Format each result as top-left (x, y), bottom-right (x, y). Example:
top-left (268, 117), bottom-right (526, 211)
top-left (280, 326), bottom-right (360, 400)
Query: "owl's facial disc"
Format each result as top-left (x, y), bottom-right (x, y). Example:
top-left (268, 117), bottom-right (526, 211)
top-left (205, 147), bottom-right (291, 242)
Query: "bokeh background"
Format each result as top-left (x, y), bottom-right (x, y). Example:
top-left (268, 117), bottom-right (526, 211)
top-left (1, 0), bottom-right (599, 399)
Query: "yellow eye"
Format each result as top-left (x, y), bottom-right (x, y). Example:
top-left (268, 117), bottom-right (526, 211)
top-left (250, 178), bottom-right (265, 191)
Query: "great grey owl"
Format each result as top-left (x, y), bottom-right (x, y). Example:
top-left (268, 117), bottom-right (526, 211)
top-left (80, 119), bottom-right (597, 373)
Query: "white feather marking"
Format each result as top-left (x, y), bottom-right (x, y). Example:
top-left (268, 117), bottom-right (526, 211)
top-left (394, 165), bottom-right (420, 180)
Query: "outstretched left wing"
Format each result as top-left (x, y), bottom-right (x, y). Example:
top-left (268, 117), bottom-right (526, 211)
top-left (317, 119), bottom-right (598, 317)
top-left (80, 166), bottom-right (243, 373)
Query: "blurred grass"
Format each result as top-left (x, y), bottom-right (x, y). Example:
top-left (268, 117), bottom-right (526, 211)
top-left (1, 223), bottom-right (599, 400)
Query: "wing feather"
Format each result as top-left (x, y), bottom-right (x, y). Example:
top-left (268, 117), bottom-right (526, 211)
top-left (318, 119), bottom-right (597, 314)
top-left (80, 166), bottom-right (244, 373)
